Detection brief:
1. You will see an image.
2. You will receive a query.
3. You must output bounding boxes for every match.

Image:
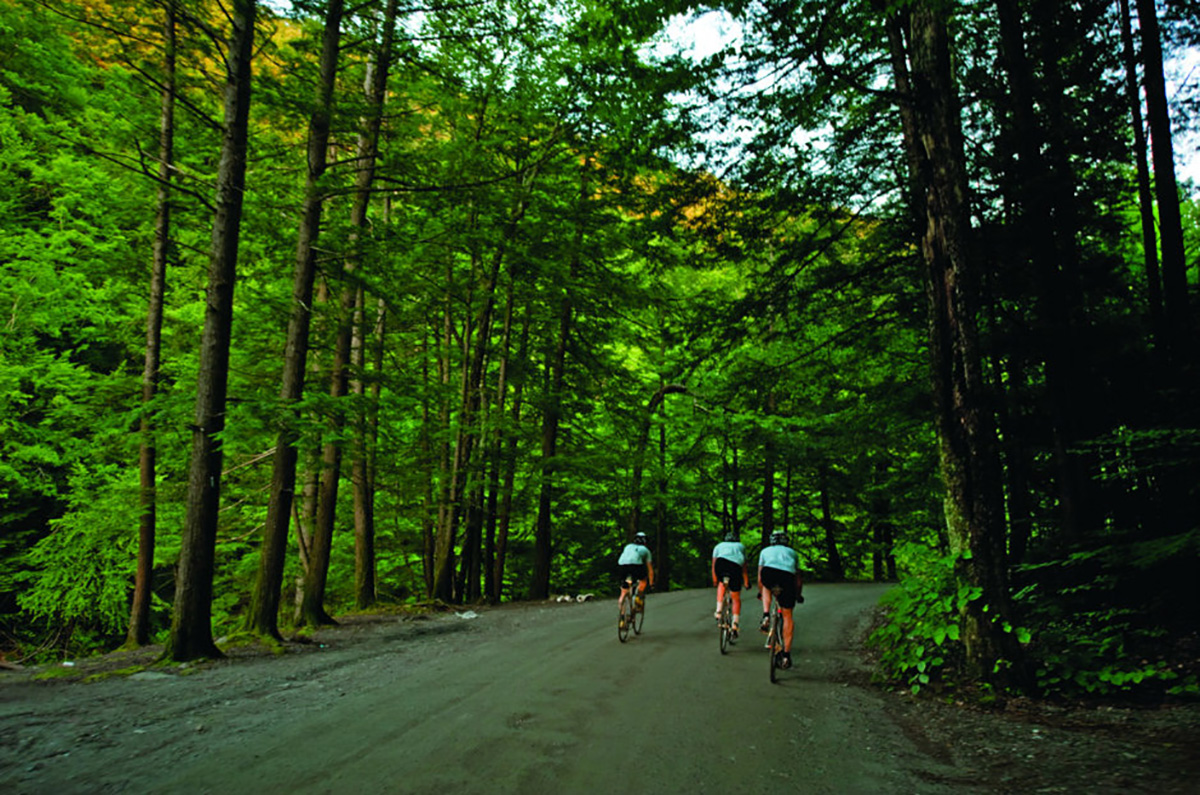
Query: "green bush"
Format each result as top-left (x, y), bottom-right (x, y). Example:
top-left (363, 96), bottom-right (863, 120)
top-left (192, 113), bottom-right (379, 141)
top-left (868, 542), bottom-right (967, 694)
top-left (15, 463), bottom-right (139, 660)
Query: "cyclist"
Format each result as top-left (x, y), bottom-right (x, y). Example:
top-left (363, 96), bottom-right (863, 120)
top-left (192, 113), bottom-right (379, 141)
top-left (711, 531), bottom-right (749, 638)
top-left (617, 531), bottom-right (654, 627)
top-left (757, 530), bottom-right (804, 669)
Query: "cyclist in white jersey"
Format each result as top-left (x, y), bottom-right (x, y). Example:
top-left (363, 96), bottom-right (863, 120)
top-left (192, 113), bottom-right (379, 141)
top-left (757, 531), bottom-right (804, 669)
top-left (617, 531), bottom-right (654, 624)
top-left (711, 532), bottom-right (749, 637)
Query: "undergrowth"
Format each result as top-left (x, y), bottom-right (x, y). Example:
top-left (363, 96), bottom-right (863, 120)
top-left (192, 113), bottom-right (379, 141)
top-left (869, 537), bottom-right (1200, 701)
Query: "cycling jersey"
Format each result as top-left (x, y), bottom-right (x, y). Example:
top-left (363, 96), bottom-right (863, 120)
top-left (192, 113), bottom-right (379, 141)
top-left (758, 544), bottom-right (799, 573)
top-left (618, 543), bottom-right (652, 566)
top-left (711, 541), bottom-right (746, 565)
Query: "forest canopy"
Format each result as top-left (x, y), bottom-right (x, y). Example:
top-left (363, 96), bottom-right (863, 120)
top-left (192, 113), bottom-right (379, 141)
top-left (1, 0), bottom-right (1197, 697)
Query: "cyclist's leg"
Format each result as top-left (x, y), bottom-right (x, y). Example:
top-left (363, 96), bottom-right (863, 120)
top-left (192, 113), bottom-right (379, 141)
top-left (725, 566), bottom-right (743, 629)
top-left (760, 587), bottom-right (772, 632)
top-left (714, 579), bottom-right (725, 618)
top-left (617, 567), bottom-right (632, 612)
top-left (782, 607), bottom-right (794, 651)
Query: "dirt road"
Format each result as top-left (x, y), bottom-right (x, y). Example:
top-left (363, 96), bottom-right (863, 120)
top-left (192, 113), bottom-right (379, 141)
top-left (3, 584), bottom-right (1196, 794)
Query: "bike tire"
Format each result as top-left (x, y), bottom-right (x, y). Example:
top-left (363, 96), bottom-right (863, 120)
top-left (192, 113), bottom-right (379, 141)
top-left (633, 597), bottom-right (645, 635)
top-left (618, 598), bottom-right (631, 643)
top-left (719, 597), bottom-right (731, 654)
top-left (768, 609), bottom-right (780, 683)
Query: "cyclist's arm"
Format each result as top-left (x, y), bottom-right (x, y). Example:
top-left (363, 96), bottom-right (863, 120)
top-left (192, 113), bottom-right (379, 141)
top-left (742, 562), bottom-right (750, 589)
top-left (647, 561), bottom-right (655, 587)
top-left (711, 555), bottom-right (718, 587)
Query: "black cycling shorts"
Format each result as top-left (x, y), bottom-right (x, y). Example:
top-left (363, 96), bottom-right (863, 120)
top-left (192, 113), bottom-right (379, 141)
top-left (713, 558), bottom-right (744, 591)
top-left (760, 566), bottom-right (798, 609)
top-left (618, 563), bottom-right (648, 587)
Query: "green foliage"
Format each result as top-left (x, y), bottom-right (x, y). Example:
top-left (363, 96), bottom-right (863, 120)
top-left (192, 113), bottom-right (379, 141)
top-left (15, 464), bottom-right (141, 657)
top-left (1027, 605), bottom-right (1197, 697)
top-left (1013, 531), bottom-right (1200, 698)
top-left (868, 542), bottom-right (966, 694)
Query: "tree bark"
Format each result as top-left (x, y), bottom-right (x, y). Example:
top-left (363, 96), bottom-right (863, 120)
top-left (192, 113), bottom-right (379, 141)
top-left (888, 0), bottom-right (1027, 687)
top-left (246, 0), bottom-right (345, 639)
top-left (761, 391), bottom-right (776, 540)
top-left (166, 0), bottom-right (256, 662)
top-left (347, 5), bottom-right (398, 610)
top-left (818, 462), bottom-right (844, 581)
top-left (1135, 0), bottom-right (1190, 353)
top-left (532, 163), bottom-right (586, 600)
top-left (997, 0), bottom-right (1091, 545)
top-left (1119, 0), bottom-right (1165, 344)
top-left (627, 383), bottom-right (689, 539)
top-left (434, 161), bottom-right (538, 601)
top-left (128, 0), bottom-right (176, 649)
top-left (491, 304), bottom-right (529, 603)
top-left (350, 285), bottom-right (378, 609)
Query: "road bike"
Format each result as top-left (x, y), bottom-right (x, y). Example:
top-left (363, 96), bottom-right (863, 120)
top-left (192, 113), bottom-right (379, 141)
top-left (717, 576), bottom-right (736, 654)
top-left (617, 575), bottom-right (646, 642)
top-left (764, 584), bottom-right (784, 682)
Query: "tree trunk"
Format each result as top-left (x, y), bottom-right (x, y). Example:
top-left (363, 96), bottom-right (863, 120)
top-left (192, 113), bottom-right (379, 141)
top-left (419, 323), bottom-right (436, 596)
top-left (491, 305), bottom-right (529, 603)
top-left (128, 0), bottom-right (176, 649)
top-left (627, 383), bottom-right (689, 539)
top-left (351, 284), bottom-right (378, 609)
top-left (655, 423), bottom-right (670, 588)
top-left (818, 462), bottom-right (844, 581)
top-left (997, 0), bottom-right (1091, 545)
top-left (1136, 0), bottom-right (1190, 353)
top-left (761, 391), bottom-right (776, 540)
top-left (352, 295), bottom-right (386, 609)
top-left (1119, 0), bottom-right (1165, 344)
top-left (245, 0), bottom-right (345, 640)
top-left (299, 283), bottom-right (357, 626)
top-left (166, 0), bottom-right (256, 662)
top-left (430, 265), bottom-right (457, 602)
top-left (346, 8), bottom-right (398, 610)
top-left (889, 1), bottom-right (1026, 687)
top-left (297, 0), bottom-right (398, 623)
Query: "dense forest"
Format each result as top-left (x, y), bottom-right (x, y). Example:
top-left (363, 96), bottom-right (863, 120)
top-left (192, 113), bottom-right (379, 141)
top-left (2, 0), bottom-right (1197, 697)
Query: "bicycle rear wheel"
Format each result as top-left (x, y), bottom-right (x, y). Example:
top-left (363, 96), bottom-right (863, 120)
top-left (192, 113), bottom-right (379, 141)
top-left (633, 593), bottom-right (645, 635)
top-left (719, 595), bottom-right (732, 654)
top-left (768, 608), bottom-right (781, 683)
top-left (618, 594), bottom-right (631, 643)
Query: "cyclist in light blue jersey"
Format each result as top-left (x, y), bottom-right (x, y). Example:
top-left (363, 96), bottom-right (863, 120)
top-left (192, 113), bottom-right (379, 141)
top-left (757, 531), bottom-right (805, 669)
top-left (617, 531), bottom-right (654, 626)
top-left (711, 532), bottom-right (749, 637)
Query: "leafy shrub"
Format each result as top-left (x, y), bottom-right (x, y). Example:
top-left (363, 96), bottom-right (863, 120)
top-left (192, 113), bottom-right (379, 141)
top-left (15, 463), bottom-right (139, 659)
top-left (870, 541), bottom-right (1035, 695)
top-left (1013, 536), bottom-right (1200, 699)
top-left (868, 542), bottom-right (966, 694)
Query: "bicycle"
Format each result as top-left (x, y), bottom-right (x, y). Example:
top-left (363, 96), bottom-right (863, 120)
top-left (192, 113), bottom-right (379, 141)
top-left (764, 584), bottom-right (784, 682)
top-left (717, 575), bottom-right (736, 654)
top-left (617, 575), bottom-right (646, 642)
